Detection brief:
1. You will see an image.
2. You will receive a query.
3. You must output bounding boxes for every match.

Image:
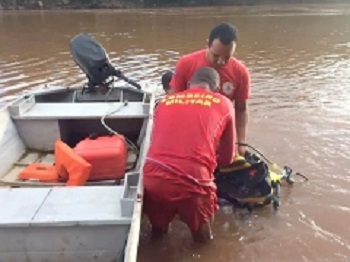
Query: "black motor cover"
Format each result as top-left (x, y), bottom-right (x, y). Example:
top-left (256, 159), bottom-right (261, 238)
top-left (70, 33), bottom-right (114, 87)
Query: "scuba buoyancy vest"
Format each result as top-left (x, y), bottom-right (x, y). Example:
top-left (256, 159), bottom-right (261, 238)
top-left (214, 145), bottom-right (308, 211)
top-left (214, 153), bottom-right (281, 210)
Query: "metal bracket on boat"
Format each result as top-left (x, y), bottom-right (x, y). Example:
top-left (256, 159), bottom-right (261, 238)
top-left (8, 95), bottom-right (36, 117)
top-left (120, 172), bottom-right (140, 218)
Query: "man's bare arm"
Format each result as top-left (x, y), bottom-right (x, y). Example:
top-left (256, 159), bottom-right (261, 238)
top-left (235, 100), bottom-right (248, 156)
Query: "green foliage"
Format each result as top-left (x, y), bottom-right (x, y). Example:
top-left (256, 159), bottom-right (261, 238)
top-left (0, 0), bottom-right (348, 9)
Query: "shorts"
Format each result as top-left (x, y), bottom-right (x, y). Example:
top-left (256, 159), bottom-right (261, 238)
top-left (143, 163), bottom-right (218, 232)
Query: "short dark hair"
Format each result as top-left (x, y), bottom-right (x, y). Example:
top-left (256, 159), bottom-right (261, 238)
top-left (161, 71), bottom-right (173, 91)
top-left (190, 67), bottom-right (219, 91)
top-left (208, 23), bottom-right (238, 46)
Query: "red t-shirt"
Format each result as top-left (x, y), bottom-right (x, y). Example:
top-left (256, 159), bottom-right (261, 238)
top-left (170, 49), bottom-right (251, 101)
top-left (145, 87), bottom-right (235, 187)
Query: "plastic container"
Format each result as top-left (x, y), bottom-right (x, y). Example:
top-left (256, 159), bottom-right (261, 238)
top-left (74, 135), bottom-right (128, 181)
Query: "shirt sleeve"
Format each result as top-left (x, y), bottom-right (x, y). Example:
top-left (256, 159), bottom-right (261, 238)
top-left (169, 57), bottom-right (189, 93)
top-left (234, 64), bottom-right (251, 101)
top-left (217, 101), bottom-right (236, 167)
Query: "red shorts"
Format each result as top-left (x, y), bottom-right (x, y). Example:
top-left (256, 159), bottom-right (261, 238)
top-left (143, 163), bottom-right (218, 232)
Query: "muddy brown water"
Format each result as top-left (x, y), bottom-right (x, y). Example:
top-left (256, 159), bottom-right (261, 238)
top-left (1, 5), bottom-right (350, 261)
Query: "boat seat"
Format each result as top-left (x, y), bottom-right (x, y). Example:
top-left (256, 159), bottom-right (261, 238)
top-left (9, 102), bottom-right (150, 120)
top-left (18, 140), bottom-right (92, 186)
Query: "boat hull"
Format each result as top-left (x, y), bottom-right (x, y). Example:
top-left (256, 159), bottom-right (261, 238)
top-left (0, 85), bottom-right (155, 262)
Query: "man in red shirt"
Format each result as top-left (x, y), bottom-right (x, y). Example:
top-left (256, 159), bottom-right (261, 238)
top-left (170, 22), bottom-right (251, 156)
top-left (143, 67), bottom-right (235, 243)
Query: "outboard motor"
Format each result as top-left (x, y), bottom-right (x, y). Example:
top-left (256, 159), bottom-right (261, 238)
top-left (70, 33), bottom-right (141, 92)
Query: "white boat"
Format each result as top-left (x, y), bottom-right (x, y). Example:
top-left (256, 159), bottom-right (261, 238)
top-left (0, 33), bottom-right (155, 262)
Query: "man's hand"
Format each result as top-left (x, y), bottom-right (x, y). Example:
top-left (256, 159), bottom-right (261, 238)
top-left (167, 88), bottom-right (176, 95)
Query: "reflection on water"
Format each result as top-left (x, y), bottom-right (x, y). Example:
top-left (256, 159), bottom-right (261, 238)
top-left (1, 4), bottom-right (350, 261)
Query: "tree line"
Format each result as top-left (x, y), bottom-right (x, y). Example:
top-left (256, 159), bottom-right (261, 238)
top-left (0, 0), bottom-right (347, 10)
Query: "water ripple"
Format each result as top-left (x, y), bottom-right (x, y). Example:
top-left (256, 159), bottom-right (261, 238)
top-left (298, 211), bottom-right (350, 251)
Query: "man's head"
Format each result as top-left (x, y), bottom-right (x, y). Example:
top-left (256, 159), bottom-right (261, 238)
top-left (206, 23), bottom-right (238, 68)
top-left (189, 67), bottom-right (220, 92)
top-left (161, 71), bottom-right (173, 94)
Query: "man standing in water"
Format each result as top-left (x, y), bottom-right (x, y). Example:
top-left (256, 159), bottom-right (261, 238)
top-left (143, 67), bottom-right (235, 243)
top-left (169, 22), bottom-right (251, 156)
top-left (155, 70), bottom-right (173, 107)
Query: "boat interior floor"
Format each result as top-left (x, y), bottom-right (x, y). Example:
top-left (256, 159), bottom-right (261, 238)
top-left (0, 149), bottom-right (138, 188)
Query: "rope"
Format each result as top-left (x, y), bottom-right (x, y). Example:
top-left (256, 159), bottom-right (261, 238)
top-left (236, 142), bottom-right (274, 164)
top-left (236, 142), bottom-right (309, 182)
top-left (101, 100), bottom-right (139, 155)
top-left (295, 172), bottom-right (309, 182)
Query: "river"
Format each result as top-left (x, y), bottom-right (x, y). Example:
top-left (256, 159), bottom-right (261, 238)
top-left (1, 4), bottom-right (350, 261)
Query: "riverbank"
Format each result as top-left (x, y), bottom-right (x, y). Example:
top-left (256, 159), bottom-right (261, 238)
top-left (1, 0), bottom-right (349, 11)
